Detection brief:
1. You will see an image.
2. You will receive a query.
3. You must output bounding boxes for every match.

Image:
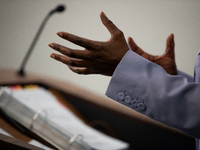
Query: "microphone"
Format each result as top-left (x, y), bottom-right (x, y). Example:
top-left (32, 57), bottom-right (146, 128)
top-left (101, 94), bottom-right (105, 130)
top-left (17, 5), bottom-right (66, 76)
top-left (50, 5), bottom-right (65, 14)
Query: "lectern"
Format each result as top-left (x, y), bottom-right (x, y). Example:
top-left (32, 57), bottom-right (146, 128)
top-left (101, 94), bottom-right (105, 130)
top-left (0, 69), bottom-right (195, 150)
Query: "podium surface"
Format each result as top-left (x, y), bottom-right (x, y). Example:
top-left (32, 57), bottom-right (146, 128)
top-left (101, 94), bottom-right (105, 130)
top-left (0, 69), bottom-right (195, 150)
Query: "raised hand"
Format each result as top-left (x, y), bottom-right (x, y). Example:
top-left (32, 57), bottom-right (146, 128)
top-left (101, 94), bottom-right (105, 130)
top-left (128, 34), bottom-right (177, 75)
top-left (49, 12), bottom-right (129, 76)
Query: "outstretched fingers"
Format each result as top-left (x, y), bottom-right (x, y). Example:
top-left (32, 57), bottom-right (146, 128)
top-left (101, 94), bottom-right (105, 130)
top-left (128, 37), bottom-right (144, 56)
top-left (50, 53), bottom-right (93, 68)
top-left (49, 43), bottom-right (90, 59)
top-left (57, 32), bottom-right (103, 51)
top-left (50, 53), bottom-right (97, 75)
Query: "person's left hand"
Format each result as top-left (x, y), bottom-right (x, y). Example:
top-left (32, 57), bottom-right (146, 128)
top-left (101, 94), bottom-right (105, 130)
top-left (128, 34), bottom-right (177, 75)
top-left (49, 12), bottom-right (129, 76)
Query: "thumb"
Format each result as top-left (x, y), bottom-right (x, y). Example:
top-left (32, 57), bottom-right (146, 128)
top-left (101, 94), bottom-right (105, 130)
top-left (100, 11), bottom-right (119, 36)
top-left (164, 34), bottom-right (175, 57)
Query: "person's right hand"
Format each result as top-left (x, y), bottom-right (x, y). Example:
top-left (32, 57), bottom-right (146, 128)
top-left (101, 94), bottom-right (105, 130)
top-left (128, 34), bottom-right (177, 75)
top-left (49, 12), bottom-right (129, 76)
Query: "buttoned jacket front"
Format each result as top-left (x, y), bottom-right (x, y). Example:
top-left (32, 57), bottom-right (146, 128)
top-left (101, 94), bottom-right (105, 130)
top-left (106, 50), bottom-right (200, 149)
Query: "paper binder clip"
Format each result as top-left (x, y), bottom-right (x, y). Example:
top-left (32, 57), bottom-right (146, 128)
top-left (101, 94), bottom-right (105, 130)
top-left (30, 109), bottom-right (47, 129)
top-left (68, 134), bottom-right (83, 150)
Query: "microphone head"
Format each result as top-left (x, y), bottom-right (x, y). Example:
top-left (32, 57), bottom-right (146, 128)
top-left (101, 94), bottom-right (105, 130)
top-left (50, 5), bottom-right (66, 14)
top-left (55, 5), bottom-right (65, 12)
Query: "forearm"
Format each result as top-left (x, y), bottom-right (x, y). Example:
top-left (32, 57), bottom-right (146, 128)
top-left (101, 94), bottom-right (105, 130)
top-left (106, 50), bottom-right (200, 138)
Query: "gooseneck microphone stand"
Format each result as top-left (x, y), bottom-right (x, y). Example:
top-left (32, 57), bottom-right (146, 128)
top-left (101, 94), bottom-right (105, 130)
top-left (17, 5), bottom-right (65, 76)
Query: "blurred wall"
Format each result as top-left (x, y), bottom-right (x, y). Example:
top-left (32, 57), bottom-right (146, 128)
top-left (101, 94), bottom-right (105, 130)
top-left (0, 0), bottom-right (200, 96)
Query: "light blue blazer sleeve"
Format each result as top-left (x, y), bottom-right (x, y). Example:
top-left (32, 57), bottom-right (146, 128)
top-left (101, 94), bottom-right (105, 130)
top-left (106, 50), bottom-right (200, 139)
top-left (177, 70), bottom-right (193, 82)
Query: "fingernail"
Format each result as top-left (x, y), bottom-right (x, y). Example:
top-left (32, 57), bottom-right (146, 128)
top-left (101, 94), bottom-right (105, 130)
top-left (48, 43), bottom-right (54, 48)
top-left (50, 54), bottom-right (55, 59)
top-left (57, 32), bottom-right (63, 38)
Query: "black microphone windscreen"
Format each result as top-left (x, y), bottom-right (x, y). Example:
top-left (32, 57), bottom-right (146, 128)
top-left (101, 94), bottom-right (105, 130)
top-left (49, 5), bottom-right (66, 15)
top-left (56, 5), bottom-right (65, 12)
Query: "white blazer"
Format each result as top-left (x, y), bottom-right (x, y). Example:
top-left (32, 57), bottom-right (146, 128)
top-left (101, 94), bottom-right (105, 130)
top-left (106, 50), bottom-right (200, 150)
